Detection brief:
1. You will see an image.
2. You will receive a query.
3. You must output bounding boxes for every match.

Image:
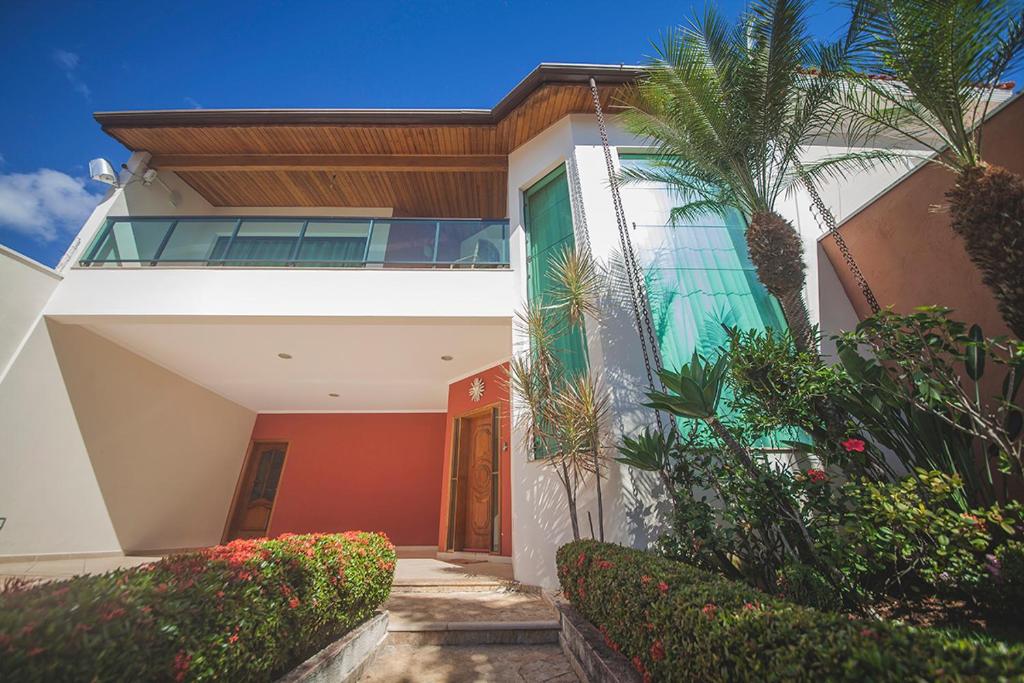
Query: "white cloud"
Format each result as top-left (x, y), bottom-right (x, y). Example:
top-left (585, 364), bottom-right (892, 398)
top-left (0, 169), bottom-right (105, 242)
top-left (183, 96), bottom-right (203, 109)
top-left (53, 49), bottom-right (91, 98)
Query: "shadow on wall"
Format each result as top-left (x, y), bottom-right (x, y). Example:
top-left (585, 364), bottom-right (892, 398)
top-left (598, 250), bottom-right (674, 547)
top-left (49, 320), bottom-right (256, 553)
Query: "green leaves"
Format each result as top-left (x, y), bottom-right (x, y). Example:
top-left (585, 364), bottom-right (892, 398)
top-left (616, 427), bottom-right (679, 472)
top-left (966, 324), bottom-right (986, 381)
top-left (646, 350), bottom-right (730, 420)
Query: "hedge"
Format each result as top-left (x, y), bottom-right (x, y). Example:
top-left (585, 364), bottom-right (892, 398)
top-left (557, 540), bottom-right (1024, 682)
top-left (0, 532), bottom-right (395, 682)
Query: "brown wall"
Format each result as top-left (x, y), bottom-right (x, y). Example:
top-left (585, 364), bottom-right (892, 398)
top-left (823, 94), bottom-right (1023, 337)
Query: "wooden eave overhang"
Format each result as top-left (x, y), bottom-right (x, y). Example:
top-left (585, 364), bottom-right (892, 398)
top-left (93, 64), bottom-right (644, 218)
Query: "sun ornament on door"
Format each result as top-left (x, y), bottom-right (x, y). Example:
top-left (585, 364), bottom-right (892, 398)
top-left (469, 377), bottom-right (485, 402)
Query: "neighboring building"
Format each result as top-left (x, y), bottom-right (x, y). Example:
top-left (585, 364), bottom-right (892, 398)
top-left (821, 92), bottom-right (1023, 339)
top-left (0, 64), bottom-right (1003, 587)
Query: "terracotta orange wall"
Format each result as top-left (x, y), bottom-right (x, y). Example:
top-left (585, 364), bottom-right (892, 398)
top-left (823, 94), bottom-right (1022, 338)
top-left (437, 363), bottom-right (512, 556)
top-left (251, 413), bottom-right (445, 546)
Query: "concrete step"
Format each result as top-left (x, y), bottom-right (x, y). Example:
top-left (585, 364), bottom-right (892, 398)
top-left (391, 579), bottom-right (515, 593)
top-left (386, 620), bottom-right (561, 646)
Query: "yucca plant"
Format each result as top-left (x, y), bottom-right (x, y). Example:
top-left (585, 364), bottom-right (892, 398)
top-left (620, 0), bottom-right (890, 353)
top-left (508, 245), bottom-right (610, 541)
top-left (834, 0), bottom-right (1024, 337)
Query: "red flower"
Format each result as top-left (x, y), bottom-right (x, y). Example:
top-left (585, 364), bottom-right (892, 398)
top-left (576, 553), bottom-right (586, 568)
top-left (173, 650), bottom-right (191, 682)
top-left (650, 639), bottom-right (666, 661)
top-left (288, 596), bottom-right (300, 609)
top-left (640, 575), bottom-right (652, 585)
top-left (702, 603), bottom-right (717, 619)
top-left (806, 468), bottom-right (827, 484)
top-left (228, 633), bottom-right (239, 644)
top-left (596, 560), bottom-right (614, 570)
top-left (27, 646), bottom-right (45, 657)
top-left (841, 438), bottom-right (866, 452)
top-left (657, 581), bottom-right (669, 594)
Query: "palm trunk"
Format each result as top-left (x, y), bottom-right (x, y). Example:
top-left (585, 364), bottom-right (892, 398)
top-left (592, 450), bottom-right (605, 542)
top-left (947, 164), bottom-right (1024, 339)
top-left (746, 211), bottom-right (816, 352)
top-left (559, 461), bottom-right (581, 541)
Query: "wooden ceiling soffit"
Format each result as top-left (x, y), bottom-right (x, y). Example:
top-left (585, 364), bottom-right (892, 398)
top-left (149, 153), bottom-right (508, 173)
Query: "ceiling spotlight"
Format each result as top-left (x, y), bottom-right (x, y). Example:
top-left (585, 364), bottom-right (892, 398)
top-left (441, 355), bottom-right (454, 361)
top-left (277, 352), bottom-right (293, 359)
top-left (328, 392), bottom-right (339, 398)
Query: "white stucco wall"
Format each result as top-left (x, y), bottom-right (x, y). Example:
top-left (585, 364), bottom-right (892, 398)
top-left (0, 318), bottom-right (256, 557)
top-left (0, 318), bottom-right (122, 557)
top-left (0, 245), bottom-right (62, 379)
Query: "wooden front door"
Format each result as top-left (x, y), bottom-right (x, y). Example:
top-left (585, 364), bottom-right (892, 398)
top-left (447, 407), bottom-right (498, 552)
top-left (227, 442), bottom-right (287, 540)
top-left (462, 414), bottom-right (494, 550)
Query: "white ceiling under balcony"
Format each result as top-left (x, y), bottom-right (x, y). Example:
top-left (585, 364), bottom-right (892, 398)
top-left (78, 317), bottom-right (512, 412)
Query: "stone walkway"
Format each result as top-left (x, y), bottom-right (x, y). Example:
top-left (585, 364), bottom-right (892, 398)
top-left (360, 644), bottom-right (576, 683)
top-left (360, 556), bottom-right (577, 682)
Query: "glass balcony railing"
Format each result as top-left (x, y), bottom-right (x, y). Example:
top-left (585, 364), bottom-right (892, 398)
top-left (79, 216), bottom-right (510, 269)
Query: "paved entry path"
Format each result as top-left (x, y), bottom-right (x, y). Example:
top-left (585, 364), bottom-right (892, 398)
top-left (359, 556), bottom-right (578, 683)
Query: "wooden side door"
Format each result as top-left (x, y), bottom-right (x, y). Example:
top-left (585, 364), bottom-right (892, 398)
top-left (461, 413), bottom-right (494, 551)
top-left (227, 442), bottom-right (287, 540)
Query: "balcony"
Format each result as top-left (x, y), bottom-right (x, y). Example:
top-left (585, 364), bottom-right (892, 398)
top-left (79, 216), bottom-right (510, 269)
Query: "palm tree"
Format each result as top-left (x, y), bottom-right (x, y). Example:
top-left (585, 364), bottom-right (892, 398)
top-left (834, 0), bottom-right (1024, 337)
top-left (620, 0), bottom-right (886, 353)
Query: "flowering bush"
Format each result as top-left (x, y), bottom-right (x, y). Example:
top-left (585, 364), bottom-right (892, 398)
top-left (0, 532), bottom-right (395, 682)
top-left (558, 540), bottom-right (1024, 682)
top-left (835, 470), bottom-right (1022, 596)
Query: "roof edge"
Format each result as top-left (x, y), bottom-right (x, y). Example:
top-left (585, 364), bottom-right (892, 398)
top-left (93, 63), bottom-right (646, 129)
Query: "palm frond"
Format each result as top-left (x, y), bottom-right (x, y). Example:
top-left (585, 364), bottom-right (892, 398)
top-left (837, 0), bottom-right (1024, 170)
top-left (547, 246), bottom-right (602, 327)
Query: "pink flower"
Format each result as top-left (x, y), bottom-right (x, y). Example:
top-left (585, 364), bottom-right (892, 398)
top-left (657, 581), bottom-right (669, 594)
top-left (641, 575), bottom-right (652, 585)
top-left (841, 438), bottom-right (866, 452)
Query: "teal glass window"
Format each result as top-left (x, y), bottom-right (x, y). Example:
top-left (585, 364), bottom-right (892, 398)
top-left (619, 153), bottom-right (801, 448)
top-left (524, 165), bottom-right (588, 377)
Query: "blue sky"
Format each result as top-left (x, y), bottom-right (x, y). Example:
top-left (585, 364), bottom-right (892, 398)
top-left (0, 1), bottom-right (1013, 266)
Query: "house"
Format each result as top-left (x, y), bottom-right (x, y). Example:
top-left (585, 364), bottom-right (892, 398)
top-left (0, 63), bottom-right (1005, 588)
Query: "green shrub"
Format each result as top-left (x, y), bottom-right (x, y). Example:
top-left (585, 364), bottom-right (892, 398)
top-left (557, 540), bottom-right (1024, 682)
top-left (981, 540), bottom-right (1024, 616)
top-left (0, 532), bottom-right (395, 682)
top-left (775, 561), bottom-right (843, 612)
top-left (837, 470), bottom-right (1022, 596)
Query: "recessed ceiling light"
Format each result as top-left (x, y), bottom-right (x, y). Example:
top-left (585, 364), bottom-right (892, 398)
top-left (441, 355), bottom-right (454, 361)
top-left (277, 353), bottom-right (293, 359)
top-left (328, 392), bottom-right (339, 398)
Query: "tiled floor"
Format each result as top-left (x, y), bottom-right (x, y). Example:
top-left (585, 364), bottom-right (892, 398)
top-left (394, 557), bottom-right (514, 586)
top-left (0, 555), bottom-right (160, 584)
